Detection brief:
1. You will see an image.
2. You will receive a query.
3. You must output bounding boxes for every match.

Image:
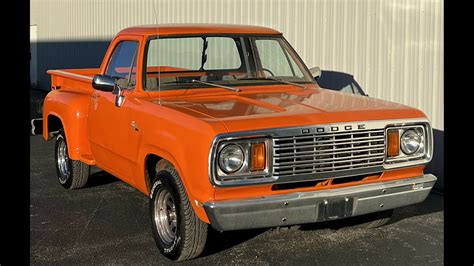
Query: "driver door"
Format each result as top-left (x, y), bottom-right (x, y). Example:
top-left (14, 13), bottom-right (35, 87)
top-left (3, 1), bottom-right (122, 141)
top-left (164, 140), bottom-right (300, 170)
top-left (87, 39), bottom-right (139, 184)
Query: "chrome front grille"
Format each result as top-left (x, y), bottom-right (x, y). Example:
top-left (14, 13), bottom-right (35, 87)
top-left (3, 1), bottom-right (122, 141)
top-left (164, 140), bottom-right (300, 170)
top-left (273, 129), bottom-right (386, 178)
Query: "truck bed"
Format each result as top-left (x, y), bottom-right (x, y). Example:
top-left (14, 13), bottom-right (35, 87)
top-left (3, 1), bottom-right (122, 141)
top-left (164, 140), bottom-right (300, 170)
top-left (47, 68), bottom-right (100, 92)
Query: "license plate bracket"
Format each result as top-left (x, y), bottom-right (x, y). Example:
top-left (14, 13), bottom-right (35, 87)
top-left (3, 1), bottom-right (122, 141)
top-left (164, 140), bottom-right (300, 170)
top-left (318, 197), bottom-right (354, 221)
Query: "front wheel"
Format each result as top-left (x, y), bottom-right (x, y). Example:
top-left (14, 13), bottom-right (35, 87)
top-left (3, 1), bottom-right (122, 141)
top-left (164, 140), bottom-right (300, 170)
top-left (55, 129), bottom-right (90, 189)
top-left (150, 166), bottom-right (208, 261)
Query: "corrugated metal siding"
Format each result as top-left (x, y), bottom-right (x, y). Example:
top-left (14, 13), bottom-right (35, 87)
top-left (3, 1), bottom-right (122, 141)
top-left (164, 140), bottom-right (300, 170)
top-left (30, 0), bottom-right (443, 131)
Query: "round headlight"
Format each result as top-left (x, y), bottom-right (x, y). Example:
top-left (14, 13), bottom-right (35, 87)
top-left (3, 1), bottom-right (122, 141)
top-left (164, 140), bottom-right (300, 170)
top-left (218, 144), bottom-right (244, 173)
top-left (400, 129), bottom-right (422, 155)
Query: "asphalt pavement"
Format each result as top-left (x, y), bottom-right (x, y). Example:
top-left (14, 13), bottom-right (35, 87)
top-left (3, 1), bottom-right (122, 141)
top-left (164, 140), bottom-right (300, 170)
top-left (30, 135), bottom-right (444, 265)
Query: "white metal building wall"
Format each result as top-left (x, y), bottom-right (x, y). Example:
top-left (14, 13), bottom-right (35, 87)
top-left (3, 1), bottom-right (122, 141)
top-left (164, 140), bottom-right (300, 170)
top-left (30, 0), bottom-right (444, 131)
top-left (30, 0), bottom-right (444, 188)
top-left (30, 0), bottom-right (443, 131)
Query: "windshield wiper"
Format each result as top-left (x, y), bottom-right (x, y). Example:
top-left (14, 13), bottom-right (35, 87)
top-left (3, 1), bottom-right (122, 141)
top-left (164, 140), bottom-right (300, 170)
top-left (157, 79), bottom-right (240, 92)
top-left (265, 77), bottom-right (308, 89)
top-left (239, 76), bottom-right (308, 90)
top-left (191, 79), bottom-right (240, 92)
top-left (199, 37), bottom-right (208, 71)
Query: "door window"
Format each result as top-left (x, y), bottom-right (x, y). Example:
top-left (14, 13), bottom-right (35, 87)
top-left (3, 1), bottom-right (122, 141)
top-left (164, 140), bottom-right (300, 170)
top-left (105, 41), bottom-right (138, 87)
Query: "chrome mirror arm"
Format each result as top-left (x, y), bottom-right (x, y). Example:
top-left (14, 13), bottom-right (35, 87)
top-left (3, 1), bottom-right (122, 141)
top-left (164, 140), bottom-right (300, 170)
top-left (113, 83), bottom-right (126, 107)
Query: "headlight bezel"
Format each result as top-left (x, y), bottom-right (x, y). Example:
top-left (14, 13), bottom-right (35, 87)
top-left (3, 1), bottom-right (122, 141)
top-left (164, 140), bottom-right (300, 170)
top-left (211, 136), bottom-right (274, 186)
top-left (384, 122), bottom-right (432, 168)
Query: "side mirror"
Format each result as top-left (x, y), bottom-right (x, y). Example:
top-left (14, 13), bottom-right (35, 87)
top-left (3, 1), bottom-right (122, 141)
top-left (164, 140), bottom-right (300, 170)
top-left (309, 67), bottom-right (322, 79)
top-left (92, 74), bottom-right (116, 92)
top-left (92, 74), bottom-right (127, 107)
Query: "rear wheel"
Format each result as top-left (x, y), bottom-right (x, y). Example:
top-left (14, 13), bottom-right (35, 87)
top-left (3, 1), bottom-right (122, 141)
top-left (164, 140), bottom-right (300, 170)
top-left (149, 165), bottom-right (208, 261)
top-left (55, 129), bottom-right (90, 189)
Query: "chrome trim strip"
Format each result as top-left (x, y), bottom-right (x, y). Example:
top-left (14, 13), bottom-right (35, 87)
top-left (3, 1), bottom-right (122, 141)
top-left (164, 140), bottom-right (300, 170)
top-left (208, 118), bottom-right (432, 187)
top-left (48, 70), bottom-right (94, 81)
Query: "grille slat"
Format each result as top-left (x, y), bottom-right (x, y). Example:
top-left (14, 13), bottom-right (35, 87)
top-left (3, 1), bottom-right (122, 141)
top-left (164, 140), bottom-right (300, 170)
top-left (275, 158), bottom-right (385, 171)
top-left (273, 136), bottom-right (385, 148)
top-left (274, 138), bottom-right (384, 151)
top-left (275, 153), bottom-right (385, 166)
top-left (273, 128), bottom-right (385, 178)
top-left (275, 145), bottom-right (385, 158)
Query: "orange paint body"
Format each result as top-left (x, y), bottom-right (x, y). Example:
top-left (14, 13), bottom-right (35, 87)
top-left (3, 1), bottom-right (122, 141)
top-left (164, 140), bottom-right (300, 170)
top-left (43, 24), bottom-right (429, 224)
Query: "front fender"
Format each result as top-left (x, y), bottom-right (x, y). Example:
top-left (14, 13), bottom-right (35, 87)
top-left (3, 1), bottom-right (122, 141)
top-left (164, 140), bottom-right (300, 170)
top-left (137, 143), bottom-right (215, 224)
top-left (131, 104), bottom-right (227, 224)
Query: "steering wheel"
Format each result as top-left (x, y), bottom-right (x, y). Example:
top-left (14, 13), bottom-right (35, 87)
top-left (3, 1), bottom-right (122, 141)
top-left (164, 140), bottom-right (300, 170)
top-left (262, 68), bottom-right (275, 77)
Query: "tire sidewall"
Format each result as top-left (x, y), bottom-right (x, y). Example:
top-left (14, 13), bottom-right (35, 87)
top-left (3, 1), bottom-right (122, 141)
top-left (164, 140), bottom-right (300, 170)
top-left (149, 171), bottom-right (184, 260)
top-left (54, 131), bottom-right (73, 189)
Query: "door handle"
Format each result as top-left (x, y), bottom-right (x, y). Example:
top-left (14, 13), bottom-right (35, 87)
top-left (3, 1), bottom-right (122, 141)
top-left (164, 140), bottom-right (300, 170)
top-left (130, 121), bottom-right (139, 131)
top-left (91, 94), bottom-right (100, 99)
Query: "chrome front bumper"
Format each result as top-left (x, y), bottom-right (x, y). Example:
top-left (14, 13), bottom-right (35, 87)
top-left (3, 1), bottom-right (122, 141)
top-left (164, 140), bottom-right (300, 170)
top-left (204, 174), bottom-right (437, 231)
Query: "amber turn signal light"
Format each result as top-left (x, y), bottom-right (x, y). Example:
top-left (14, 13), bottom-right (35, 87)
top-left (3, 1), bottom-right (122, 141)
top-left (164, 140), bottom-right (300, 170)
top-left (251, 143), bottom-right (266, 171)
top-left (387, 129), bottom-right (400, 157)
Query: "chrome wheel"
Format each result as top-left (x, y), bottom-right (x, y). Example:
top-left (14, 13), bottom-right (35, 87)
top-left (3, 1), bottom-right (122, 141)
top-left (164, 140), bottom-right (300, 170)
top-left (149, 169), bottom-right (208, 260)
top-left (154, 188), bottom-right (177, 245)
top-left (56, 135), bottom-right (70, 183)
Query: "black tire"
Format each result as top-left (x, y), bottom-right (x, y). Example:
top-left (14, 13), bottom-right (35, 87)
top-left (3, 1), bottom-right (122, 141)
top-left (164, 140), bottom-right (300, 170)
top-left (149, 165), bottom-right (208, 261)
top-left (348, 209), bottom-right (394, 229)
top-left (54, 129), bottom-right (90, 189)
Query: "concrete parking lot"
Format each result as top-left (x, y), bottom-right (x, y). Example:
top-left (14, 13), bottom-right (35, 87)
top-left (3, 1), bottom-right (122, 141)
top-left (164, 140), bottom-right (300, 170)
top-left (30, 135), bottom-right (443, 265)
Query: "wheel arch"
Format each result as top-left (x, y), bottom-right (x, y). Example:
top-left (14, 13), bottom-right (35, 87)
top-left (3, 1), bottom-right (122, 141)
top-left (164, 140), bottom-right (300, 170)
top-left (43, 112), bottom-right (64, 140)
top-left (140, 146), bottom-right (211, 224)
top-left (43, 111), bottom-right (81, 160)
top-left (141, 147), bottom-right (183, 195)
top-left (46, 114), bottom-right (64, 138)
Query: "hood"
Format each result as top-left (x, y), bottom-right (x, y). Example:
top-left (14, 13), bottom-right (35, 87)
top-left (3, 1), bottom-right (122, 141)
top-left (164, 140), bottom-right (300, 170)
top-left (151, 85), bottom-right (426, 132)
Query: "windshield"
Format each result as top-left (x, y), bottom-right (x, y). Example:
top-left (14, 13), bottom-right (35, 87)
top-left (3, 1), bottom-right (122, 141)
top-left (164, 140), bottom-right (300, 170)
top-left (143, 35), bottom-right (314, 91)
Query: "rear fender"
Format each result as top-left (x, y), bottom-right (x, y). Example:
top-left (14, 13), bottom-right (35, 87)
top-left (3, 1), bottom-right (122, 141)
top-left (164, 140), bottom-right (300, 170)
top-left (42, 90), bottom-right (92, 162)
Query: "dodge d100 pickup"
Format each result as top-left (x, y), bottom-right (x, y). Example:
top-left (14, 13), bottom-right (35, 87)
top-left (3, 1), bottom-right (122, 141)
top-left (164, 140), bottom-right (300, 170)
top-left (42, 24), bottom-right (436, 261)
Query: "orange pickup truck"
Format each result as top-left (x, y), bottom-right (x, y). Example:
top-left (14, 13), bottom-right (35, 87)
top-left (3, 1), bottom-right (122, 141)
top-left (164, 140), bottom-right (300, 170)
top-left (41, 24), bottom-right (436, 260)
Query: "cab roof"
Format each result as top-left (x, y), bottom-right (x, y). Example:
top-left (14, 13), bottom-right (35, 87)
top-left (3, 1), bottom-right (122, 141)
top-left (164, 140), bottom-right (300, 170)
top-left (118, 24), bottom-right (282, 36)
